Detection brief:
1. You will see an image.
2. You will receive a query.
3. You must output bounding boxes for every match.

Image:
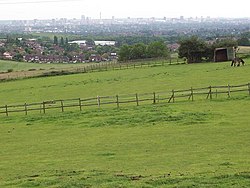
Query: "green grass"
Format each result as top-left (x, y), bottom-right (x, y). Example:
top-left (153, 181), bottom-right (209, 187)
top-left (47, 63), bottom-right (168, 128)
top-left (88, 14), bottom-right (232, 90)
top-left (238, 46), bottom-right (250, 54)
top-left (0, 60), bottom-right (250, 187)
top-left (0, 60), bottom-right (249, 105)
top-left (0, 99), bottom-right (250, 187)
top-left (0, 60), bottom-right (95, 73)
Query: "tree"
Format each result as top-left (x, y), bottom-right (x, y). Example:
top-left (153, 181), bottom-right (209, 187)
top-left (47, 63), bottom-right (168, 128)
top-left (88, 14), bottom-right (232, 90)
top-left (147, 41), bottom-right (169, 58)
top-left (6, 35), bottom-right (15, 43)
top-left (178, 36), bottom-right (208, 63)
top-left (237, 37), bottom-right (250, 46)
top-left (213, 38), bottom-right (238, 48)
top-left (60, 37), bottom-right (65, 46)
top-left (119, 41), bottom-right (169, 61)
top-left (13, 53), bottom-right (23, 62)
top-left (130, 43), bottom-right (147, 60)
top-left (65, 37), bottom-right (69, 45)
top-left (0, 47), bottom-right (6, 55)
top-left (118, 45), bottom-right (131, 61)
top-left (86, 38), bottom-right (95, 46)
top-left (53, 36), bottom-right (58, 45)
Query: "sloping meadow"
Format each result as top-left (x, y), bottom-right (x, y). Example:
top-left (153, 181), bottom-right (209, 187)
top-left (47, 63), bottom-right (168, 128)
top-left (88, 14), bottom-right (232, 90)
top-left (0, 60), bottom-right (250, 187)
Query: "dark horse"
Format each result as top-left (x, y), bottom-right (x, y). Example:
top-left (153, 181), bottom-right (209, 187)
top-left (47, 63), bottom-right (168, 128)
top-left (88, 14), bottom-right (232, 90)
top-left (231, 57), bottom-right (245, 67)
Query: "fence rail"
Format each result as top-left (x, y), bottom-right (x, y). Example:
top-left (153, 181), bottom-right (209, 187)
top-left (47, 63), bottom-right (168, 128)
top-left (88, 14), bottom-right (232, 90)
top-left (0, 58), bottom-right (183, 81)
top-left (0, 83), bottom-right (249, 116)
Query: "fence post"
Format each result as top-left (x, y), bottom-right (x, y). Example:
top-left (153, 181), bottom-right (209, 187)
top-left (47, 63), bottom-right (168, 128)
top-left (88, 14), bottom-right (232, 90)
top-left (116, 95), bottom-right (119, 108)
top-left (24, 103), bottom-right (28, 115)
top-left (153, 92), bottom-right (156, 104)
top-left (207, 86), bottom-right (212, 100)
top-left (191, 87), bottom-right (194, 101)
top-left (168, 91), bottom-right (173, 103)
top-left (228, 84), bottom-right (231, 98)
top-left (42, 102), bottom-right (46, 114)
top-left (248, 83), bottom-right (250, 96)
top-left (136, 93), bottom-right (139, 106)
top-left (60, 100), bottom-right (64, 112)
top-left (172, 90), bottom-right (175, 103)
top-left (79, 98), bottom-right (82, 111)
top-left (97, 96), bottom-right (101, 108)
top-left (5, 105), bottom-right (8, 116)
top-left (210, 86), bottom-right (213, 99)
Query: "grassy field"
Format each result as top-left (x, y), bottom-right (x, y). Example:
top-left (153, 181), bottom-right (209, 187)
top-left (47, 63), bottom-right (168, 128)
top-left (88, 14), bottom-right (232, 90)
top-left (0, 60), bottom-right (98, 73)
top-left (238, 46), bottom-right (250, 54)
top-left (0, 60), bottom-right (249, 105)
top-left (0, 60), bottom-right (250, 187)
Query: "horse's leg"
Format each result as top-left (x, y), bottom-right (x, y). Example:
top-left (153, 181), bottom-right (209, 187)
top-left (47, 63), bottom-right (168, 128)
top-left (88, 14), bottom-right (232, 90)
top-left (231, 60), bottom-right (234, 66)
top-left (241, 59), bottom-right (245, 66)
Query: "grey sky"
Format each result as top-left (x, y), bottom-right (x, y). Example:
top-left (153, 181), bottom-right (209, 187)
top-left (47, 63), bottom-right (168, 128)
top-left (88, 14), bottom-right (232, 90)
top-left (0, 0), bottom-right (249, 20)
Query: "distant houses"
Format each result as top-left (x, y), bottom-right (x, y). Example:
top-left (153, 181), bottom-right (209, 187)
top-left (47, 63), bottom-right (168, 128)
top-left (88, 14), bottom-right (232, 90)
top-left (23, 53), bottom-right (117, 64)
top-left (3, 52), bottom-right (13, 60)
top-left (0, 37), bottom-right (118, 63)
top-left (24, 54), bottom-right (85, 63)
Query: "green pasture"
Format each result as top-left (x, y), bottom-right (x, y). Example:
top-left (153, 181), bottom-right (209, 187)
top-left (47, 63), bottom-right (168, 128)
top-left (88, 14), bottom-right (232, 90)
top-left (238, 46), bottom-right (250, 54)
top-left (0, 60), bottom-right (250, 187)
top-left (0, 60), bottom-right (249, 105)
top-left (0, 99), bottom-right (250, 187)
top-left (0, 60), bottom-right (95, 73)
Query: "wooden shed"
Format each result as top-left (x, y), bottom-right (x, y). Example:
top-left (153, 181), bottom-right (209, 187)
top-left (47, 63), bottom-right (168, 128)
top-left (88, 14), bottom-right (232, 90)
top-left (214, 47), bottom-right (235, 62)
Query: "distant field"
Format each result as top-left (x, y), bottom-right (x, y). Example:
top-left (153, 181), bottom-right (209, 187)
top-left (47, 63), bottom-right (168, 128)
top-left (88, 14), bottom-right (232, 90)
top-left (0, 60), bottom-right (97, 72)
top-left (0, 60), bottom-right (249, 187)
top-left (238, 46), bottom-right (250, 56)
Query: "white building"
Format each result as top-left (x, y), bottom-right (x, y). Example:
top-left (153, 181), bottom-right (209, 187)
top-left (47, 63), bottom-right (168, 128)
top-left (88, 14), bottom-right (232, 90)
top-left (68, 40), bottom-right (87, 46)
top-left (94, 41), bottom-right (116, 46)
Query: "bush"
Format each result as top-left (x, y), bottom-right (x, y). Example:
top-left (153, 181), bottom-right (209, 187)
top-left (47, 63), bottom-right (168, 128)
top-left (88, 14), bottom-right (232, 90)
top-left (7, 69), bottom-right (13, 72)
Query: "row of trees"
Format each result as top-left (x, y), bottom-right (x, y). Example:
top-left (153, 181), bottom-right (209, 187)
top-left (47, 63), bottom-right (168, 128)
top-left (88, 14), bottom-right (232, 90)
top-left (118, 41), bottom-right (169, 61)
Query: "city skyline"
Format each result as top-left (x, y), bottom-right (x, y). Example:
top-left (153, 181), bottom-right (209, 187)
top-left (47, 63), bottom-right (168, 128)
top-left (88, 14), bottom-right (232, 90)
top-left (0, 0), bottom-right (249, 20)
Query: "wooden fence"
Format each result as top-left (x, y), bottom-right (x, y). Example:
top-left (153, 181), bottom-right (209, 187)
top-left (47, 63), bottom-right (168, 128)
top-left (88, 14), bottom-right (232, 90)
top-left (0, 58), bottom-right (183, 81)
top-left (43, 58), bottom-right (180, 76)
top-left (0, 83), bottom-right (249, 116)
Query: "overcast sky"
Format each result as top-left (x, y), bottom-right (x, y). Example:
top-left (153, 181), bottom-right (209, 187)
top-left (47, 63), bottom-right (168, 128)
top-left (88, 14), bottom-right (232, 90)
top-left (0, 0), bottom-right (249, 20)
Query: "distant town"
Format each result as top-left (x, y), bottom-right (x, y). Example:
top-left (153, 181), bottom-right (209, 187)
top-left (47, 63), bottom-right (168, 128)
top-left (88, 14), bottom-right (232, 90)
top-left (0, 16), bottom-right (250, 64)
top-left (1, 16), bottom-right (250, 36)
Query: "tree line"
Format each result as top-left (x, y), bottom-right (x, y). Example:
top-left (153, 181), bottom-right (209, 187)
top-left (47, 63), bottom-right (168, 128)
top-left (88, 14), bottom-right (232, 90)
top-left (118, 41), bottom-right (169, 61)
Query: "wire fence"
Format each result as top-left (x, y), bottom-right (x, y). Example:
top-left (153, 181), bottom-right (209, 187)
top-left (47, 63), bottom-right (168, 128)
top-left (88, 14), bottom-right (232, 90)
top-left (0, 83), bottom-right (249, 116)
